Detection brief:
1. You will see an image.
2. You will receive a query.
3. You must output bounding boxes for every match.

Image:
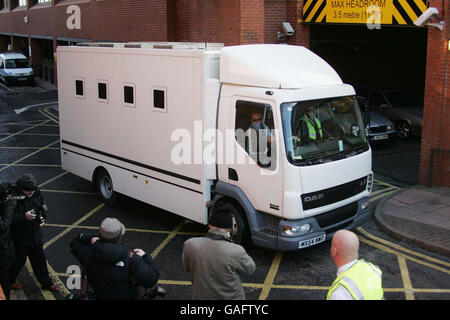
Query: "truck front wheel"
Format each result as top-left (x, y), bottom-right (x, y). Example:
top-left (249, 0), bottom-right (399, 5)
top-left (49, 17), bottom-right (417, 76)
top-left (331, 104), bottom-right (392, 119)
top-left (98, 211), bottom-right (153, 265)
top-left (214, 202), bottom-right (251, 247)
top-left (95, 169), bottom-right (117, 206)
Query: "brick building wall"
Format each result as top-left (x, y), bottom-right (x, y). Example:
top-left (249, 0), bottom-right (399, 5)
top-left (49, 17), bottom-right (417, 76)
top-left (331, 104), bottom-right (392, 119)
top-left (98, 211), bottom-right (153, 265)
top-left (0, 0), bottom-right (168, 42)
top-left (419, 0), bottom-right (450, 187)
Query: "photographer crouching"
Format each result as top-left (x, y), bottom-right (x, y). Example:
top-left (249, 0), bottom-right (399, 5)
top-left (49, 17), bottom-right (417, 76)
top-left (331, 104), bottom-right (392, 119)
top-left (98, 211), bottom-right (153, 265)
top-left (0, 182), bottom-right (18, 299)
top-left (9, 174), bottom-right (59, 292)
top-left (70, 217), bottom-right (160, 300)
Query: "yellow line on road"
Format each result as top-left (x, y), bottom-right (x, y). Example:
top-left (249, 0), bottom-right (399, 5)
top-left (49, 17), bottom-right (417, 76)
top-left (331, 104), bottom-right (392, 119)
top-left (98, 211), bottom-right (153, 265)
top-left (38, 171), bottom-right (69, 188)
top-left (0, 163), bottom-right (61, 167)
top-left (373, 179), bottom-right (401, 189)
top-left (43, 203), bottom-right (105, 250)
top-left (0, 120), bottom-right (49, 142)
top-left (359, 237), bottom-right (450, 275)
top-left (24, 260), bottom-right (55, 300)
top-left (358, 227), bottom-right (450, 268)
top-left (47, 262), bottom-right (71, 298)
top-left (369, 189), bottom-right (400, 203)
top-left (370, 186), bottom-right (397, 197)
top-left (259, 251), bottom-right (283, 300)
top-left (40, 189), bottom-right (96, 195)
top-left (44, 223), bottom-right (205, 237)
top-left (398, 255), bottom-right (415, 300)
top-left (151, 221), bottom-right (185, 259)
top-left (39, 109), bottom-right (59, 124)
top-left (0, 140), bottom-right (60, 173)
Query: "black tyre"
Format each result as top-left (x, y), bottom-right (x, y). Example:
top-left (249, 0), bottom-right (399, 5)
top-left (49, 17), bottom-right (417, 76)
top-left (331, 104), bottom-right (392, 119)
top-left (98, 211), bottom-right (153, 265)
top-left (95, 169), bottom-right (117, 206)
top-left (213, 201), bottom-right (251, 247)
top-left (396, 121), bottom-right (411, 139)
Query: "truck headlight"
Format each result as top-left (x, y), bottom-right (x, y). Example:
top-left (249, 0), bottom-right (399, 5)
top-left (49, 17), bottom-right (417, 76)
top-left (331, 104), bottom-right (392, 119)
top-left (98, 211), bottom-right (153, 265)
top-left (283, 223), bottom-right (311, 236)
top-left (361, 199), bottom-right (370, 211)
top-left (387, 125), bottom-right (393, 130)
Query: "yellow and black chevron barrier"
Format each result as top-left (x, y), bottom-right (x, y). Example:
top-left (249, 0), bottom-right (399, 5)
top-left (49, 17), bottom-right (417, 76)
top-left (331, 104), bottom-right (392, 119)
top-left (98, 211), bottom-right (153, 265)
top-left (301, 0), bottom-right (429, 25)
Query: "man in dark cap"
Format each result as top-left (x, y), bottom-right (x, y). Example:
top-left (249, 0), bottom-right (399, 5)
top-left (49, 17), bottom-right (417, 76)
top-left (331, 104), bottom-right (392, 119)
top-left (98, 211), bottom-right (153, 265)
top-left (70, 217), bottom-right (160, 300)
top-left (9, 173), bottom-right (59, 292)
top-left (182, 208), bottom-right (256, 300)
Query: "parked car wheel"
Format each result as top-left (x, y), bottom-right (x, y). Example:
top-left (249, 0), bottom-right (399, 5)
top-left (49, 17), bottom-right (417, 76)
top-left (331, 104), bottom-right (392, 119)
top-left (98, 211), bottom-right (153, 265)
top-left (396, 121), bottom-right (411, 139)
top-left (95, 168), bottom-right (117, 206)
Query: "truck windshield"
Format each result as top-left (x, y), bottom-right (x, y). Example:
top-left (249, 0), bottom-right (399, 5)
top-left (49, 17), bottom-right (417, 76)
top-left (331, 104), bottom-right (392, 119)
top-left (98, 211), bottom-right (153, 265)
top-left (5, 59), bottom-right (29, 69)
top-left (281, 96), bottom-right (368, 165)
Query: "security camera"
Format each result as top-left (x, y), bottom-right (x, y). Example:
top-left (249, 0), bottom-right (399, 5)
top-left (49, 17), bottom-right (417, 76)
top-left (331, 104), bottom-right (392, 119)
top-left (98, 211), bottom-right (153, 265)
top-left (282, 22), bottom-right (294, 36)
top-left (414, 7), bottom-right (438, 27)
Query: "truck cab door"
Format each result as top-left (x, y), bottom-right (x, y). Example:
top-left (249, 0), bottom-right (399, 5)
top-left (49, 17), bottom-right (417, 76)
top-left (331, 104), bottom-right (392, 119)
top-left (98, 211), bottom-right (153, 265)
top-left (219, 97), bottom-right (283, 217)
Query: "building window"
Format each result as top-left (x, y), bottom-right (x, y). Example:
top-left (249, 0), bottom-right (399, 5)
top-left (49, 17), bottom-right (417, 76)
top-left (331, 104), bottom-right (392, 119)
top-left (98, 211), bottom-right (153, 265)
top-left (153, 86), bottom-right (167, 112)
top-left (19, 0), bottom-right (27, 6)
top-left (75, 79), bottom-right (84, 98)
top-left (36, 0), bottom-right (51, 3)
top-left (97, 81), bottom-right (108, 102)
top-left (123, 84), bottom-right (135, 106)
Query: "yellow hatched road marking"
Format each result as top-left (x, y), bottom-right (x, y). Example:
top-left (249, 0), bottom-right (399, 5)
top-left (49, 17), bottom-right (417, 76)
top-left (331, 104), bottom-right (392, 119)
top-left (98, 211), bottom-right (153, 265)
top-left (259, 251), bottom-right (283, 300)
top-left (151, 221), bottom-right (185, 259)
top-left (369, 188), bottom-right (400, 202)
top-left (40, 189), bottom-right (96, 195)
top-left (398, 255), bottom-right (415, 300)
top-left (24, 260), bottom-right (56, 300)
top-left (0, 140), bottom-right (60, 173)
top-left (358, 237), bottom-right (450, 275)
top-left (39, 109), bottom-right (59, 124)
top-left (43, 203), bottom-right (105, 250)
top-left (38, 171), bottom-right (69, 188)
top-left (0, 120), bottom-right (49, 142)
top-left (358, 227), bottom-right (450, 268)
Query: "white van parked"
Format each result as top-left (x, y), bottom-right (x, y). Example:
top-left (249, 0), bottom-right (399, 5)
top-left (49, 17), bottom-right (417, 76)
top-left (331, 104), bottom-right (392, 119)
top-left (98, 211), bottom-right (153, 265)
top-left (0, 52), bottom-right (35, 86)
top-left (57, 42), bottom-right (373, 251)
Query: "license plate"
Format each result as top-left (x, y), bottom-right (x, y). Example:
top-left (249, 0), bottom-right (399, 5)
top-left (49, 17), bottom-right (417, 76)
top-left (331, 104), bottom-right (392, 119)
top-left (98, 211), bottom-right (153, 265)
top-left (299, 234), bottom-right (326, 249)
top-left (18, 77), bottom-right (27, 81)
top-left (374, 134), bottom-right (388, 140)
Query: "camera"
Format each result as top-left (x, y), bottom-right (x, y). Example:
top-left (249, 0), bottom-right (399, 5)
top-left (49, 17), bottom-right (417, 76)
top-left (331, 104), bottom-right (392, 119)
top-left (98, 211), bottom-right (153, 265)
top-left (31, 206), bottom-right (47, 225)
top-left (413, 7), bottom-right (438, 27)
top-left (0, 183), bottom-right (25, 203)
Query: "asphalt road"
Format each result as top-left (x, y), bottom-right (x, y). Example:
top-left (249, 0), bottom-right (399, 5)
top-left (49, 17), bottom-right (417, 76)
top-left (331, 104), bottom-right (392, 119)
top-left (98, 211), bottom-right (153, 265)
top-left (1, 83), bottom-right (449, 301)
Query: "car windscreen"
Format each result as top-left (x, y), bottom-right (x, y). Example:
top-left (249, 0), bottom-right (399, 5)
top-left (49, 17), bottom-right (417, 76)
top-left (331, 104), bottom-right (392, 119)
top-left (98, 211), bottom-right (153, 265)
top-left (281, 96), bottom-right (368, 166)
top-left (5, 59), bottom-right (29, 69)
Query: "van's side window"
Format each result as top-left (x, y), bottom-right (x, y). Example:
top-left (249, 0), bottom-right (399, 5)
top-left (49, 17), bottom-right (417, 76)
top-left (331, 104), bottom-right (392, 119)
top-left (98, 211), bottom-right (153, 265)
top-left (235, 100), bottom-right (276, 170)
top-left (75, 79), bottom-right (84, 97)
top-left (123, 84), bottom-right (135, 106)
top-left (98, 81), bottom-right (108, 102)
top-left (153, 87), bottom-right (167, 112)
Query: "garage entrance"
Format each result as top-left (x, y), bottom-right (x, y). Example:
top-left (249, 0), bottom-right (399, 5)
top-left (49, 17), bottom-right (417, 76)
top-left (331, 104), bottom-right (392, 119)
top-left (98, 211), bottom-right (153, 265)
top-left (310, 25), bottom-right (427, 103)
top-left (309, 25), bottom-right (428, 185)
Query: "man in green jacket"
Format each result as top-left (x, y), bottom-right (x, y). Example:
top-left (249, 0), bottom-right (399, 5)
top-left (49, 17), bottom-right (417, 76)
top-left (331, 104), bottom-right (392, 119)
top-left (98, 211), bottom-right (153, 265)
top-left (327, 230), bottom-right (384, 300)
top-left (182, 208), bottom-right (256, 300)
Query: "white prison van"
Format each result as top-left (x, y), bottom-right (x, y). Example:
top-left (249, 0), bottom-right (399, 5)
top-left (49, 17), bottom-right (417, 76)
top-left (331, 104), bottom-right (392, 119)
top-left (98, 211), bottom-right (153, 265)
top-left (57, 42), bottom-right (373, 251)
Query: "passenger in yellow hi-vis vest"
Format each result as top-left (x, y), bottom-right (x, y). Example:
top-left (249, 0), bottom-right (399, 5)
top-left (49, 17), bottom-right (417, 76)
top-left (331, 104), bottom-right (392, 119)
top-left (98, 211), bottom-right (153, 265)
top-left (327, 230), bottom-right (384, 300)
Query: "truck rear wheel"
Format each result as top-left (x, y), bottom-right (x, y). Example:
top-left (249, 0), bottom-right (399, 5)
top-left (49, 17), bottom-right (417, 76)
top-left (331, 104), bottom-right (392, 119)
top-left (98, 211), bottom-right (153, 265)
top-left (95, 169), bottom-right (117, 206)
top-left (214, 202), bottom-right (251, 247)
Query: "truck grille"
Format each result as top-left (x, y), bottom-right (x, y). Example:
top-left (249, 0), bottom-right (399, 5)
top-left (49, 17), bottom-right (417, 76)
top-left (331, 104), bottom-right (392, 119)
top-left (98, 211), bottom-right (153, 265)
top-left (315, 202), bottom-right (358, 229)
top-left (369, 126), bottom-right (387, 134)
top-left (301, 176), bottom-right (367, 210)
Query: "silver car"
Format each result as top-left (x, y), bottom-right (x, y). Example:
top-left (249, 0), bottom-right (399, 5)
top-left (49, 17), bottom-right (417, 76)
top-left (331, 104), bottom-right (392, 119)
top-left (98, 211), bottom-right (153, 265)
top-left (358, 88), bottom-right (423, 139)
top-left (357, 96), bottom-right (396, 143)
